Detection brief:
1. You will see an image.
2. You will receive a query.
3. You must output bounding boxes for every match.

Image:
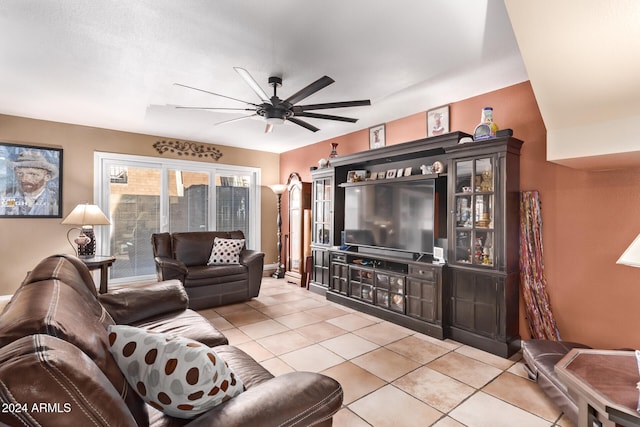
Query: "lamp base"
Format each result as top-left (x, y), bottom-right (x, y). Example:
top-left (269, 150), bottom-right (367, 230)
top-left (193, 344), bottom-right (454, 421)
top-left (77, 226), bottom-right (96, 258)
top-left (272, 265), bottom-right (285, 279)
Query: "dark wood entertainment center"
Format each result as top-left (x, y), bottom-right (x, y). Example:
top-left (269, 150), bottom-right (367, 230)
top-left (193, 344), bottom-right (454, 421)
top-left (309, 132), bottom-right (523, 357)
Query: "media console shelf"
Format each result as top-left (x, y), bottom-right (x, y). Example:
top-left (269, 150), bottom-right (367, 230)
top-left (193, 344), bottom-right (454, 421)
top-left (328, 249), bottom-right (445, 339)
top-left (338, 172), bottom-right (443, 188)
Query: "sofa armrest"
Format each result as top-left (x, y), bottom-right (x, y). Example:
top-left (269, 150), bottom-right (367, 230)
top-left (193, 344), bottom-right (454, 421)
top-left (188, 372), bottom-right (343, 427)
top-left (99, 280), bottom-right (189, 325)
top-left (239, 250), bottom-right (265, 298)
top-left (239, 249), bottom-right (263, 266)
top-left (154, 256), bottom-right (188, 282)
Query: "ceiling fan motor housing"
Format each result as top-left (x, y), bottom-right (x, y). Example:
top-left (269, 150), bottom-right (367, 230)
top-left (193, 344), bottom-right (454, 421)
top-left (259, 103), bottom-right (291, 123)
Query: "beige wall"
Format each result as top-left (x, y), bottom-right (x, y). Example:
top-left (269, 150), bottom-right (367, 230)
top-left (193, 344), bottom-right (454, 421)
top-left (0, 114), bottom-right (280, 295)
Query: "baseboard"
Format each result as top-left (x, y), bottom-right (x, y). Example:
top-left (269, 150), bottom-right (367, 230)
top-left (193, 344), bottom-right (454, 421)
top-left (263, 263), bottom-right (278, 277)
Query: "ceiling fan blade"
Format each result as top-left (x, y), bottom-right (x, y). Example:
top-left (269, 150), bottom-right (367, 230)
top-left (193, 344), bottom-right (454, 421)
top-left (295, 112), bottom-right (358, 123)
top-left (287, 117), bottom-right (320, 132)
top-left (294, 100), bottom-right (371, 111)
top-left (173, 83), bottom-right (259, 106)
top-left (284, 76), bottom-right (335, 105)
top-left (234, 67), bottom-right (270, 103)
top-left (173, 106), bottom-right (255, 111)
top-left (214, 114), bottom-right (257, 126)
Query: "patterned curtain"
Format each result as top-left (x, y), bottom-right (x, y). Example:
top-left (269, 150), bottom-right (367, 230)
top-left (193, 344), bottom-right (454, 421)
top-left (520, 191), bottom-right (561, 340)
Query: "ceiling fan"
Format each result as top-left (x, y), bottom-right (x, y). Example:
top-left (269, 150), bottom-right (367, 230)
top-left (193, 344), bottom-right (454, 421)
top-left (173, 67), bottom-right (371, 133)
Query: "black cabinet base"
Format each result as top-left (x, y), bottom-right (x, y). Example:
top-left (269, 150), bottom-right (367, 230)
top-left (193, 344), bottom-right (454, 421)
top-left (308, 282), bottom-right (328, 296)
top-left (447, 326), bottom-right (521, 358)
top-left (327, 291), bottom-right (444, 340)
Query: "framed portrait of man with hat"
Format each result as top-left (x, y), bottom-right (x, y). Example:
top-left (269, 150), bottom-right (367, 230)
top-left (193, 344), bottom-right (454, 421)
top-left (0, 142), bottom-right (63, 218)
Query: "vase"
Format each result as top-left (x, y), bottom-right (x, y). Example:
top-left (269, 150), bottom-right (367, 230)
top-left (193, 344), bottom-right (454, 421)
top-left (328, 143), bottom-right (339, 158)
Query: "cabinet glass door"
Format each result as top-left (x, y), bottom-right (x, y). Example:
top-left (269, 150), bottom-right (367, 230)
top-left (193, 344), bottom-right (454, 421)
top-left (313, 177), bottom-right (332, 244)
top-left (453, 157), bottom-right (495, 267)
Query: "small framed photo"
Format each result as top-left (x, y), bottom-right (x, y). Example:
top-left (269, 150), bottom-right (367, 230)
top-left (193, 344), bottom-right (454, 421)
top-left (404, 167), bottom-right (412, 177)
top-left (396, 168), bottom-right (404, 178)
top-left (369, 124), bottom-right (386, 149)
top-left (427, 105), bottom-right (449, 137)
top-left (347, 170), bottom-right (367, 183)
top-left (0, 142), bottom-right (63, 218)
top-left (386, 169), bottom-right (396, 179)
top-left (377, 171), bottom-right (386, 180)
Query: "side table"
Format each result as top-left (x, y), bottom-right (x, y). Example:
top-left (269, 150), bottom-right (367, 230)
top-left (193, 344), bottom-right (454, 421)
top-left (81, 255), bottom-right (116, 294)
top-left (555, 348), bottom-right (640, 427)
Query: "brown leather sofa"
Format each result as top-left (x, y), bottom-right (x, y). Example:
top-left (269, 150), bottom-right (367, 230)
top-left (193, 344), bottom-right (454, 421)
top-left (522, 339), bottom-right (593, 425)
top-left (152, 230), bottom-right (265, 309)
top-left (0, 254), bottom-right (343, 426)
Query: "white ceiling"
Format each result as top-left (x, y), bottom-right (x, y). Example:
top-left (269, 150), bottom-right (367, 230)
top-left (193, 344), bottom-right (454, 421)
top-left (504, 0), bottom-right (640, 170)
top-left (0, 0), bottom-right (528, 153)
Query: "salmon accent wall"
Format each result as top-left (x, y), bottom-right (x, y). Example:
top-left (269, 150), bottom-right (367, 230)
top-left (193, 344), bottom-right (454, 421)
top-left (280, 81), bottom-right (640, 350)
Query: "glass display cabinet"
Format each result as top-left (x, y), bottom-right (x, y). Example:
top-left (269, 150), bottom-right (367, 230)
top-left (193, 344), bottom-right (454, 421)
top-left (445, 137), bottom-right (523, 357)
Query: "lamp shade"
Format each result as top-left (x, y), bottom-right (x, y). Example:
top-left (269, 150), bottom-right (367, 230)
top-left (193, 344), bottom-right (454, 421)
top-left (269, 184), bottom-right (288, 195)
top-left (616, 233), bottom-right (640, 268)
top-left (62, 203), bottom-right (110, 226)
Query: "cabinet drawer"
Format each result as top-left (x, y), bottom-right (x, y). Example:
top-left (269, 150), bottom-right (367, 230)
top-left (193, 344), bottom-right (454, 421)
top-left (408, 265), bottom-right (436, 281)
top-left (331, 253), bottom-right (347, 263)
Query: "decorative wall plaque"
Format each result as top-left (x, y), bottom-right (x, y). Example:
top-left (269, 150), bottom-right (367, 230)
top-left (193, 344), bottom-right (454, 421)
top-left (153, 140), bottom-right (223, 161)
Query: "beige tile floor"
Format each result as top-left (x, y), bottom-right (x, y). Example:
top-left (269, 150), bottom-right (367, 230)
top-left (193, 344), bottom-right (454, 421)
top-left (198, 277), bottom-right (575, 427)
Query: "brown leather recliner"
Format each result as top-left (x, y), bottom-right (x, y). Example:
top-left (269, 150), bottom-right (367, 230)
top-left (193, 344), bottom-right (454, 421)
top-left (152, 230), bottom-right (265, 309)
top-left (0, 254), bottom-right (343, 427)
top-left (522, 339), bottom-right (593, 425)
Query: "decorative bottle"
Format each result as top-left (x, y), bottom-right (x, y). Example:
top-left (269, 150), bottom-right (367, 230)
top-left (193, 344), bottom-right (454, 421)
top-left (480, 107), bottom-right (499, 136)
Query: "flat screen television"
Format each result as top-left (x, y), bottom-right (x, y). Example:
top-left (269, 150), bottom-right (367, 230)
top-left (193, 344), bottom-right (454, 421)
top-left (344, 179), bottom-right (435, 255)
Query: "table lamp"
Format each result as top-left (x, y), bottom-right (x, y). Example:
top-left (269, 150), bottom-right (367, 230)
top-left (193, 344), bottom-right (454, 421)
top-left (62, 203), bottom-right (111, 258)
top-left (617, 233), bottom-right (640, 268)
top-left (269, 184), bottom-right (288, 278)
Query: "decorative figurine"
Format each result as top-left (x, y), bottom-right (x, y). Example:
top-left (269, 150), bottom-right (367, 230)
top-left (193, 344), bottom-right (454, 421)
top-left (432, 160), bottom-right (445, 173)
top-left (480, 168), bottom-right (493, 192)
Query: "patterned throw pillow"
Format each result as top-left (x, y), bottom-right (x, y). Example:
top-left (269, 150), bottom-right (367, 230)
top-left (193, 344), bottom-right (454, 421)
top-left (207, 238), bottom-right (245, 265)
top-left (107, 325), bottom-right (245, 419)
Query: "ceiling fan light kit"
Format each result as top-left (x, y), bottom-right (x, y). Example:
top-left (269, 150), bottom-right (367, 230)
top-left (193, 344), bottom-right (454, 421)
top-left (174, 68), bottom-right (371, 133)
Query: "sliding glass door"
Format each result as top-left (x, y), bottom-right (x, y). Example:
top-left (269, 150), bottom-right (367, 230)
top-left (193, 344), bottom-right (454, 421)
top-left (168, 169), bottom-right (210, 233)
top-left (216, 172), bottom-right (251, 236)
top-left (108, 164), bottom-right (161, 278)
top-left (95, 153), bottom-right (261, 283)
